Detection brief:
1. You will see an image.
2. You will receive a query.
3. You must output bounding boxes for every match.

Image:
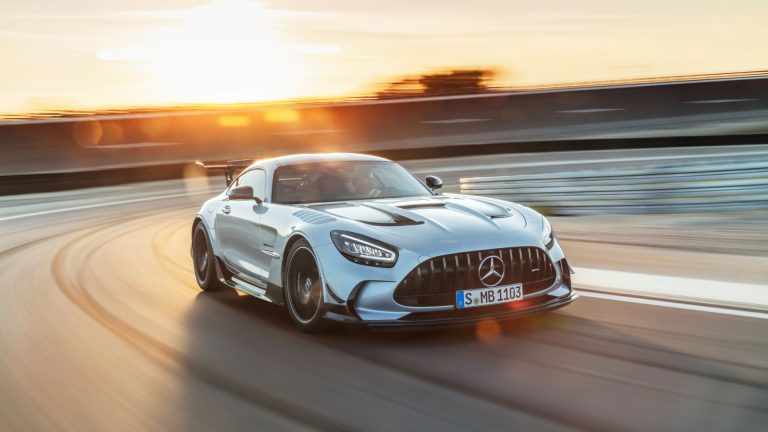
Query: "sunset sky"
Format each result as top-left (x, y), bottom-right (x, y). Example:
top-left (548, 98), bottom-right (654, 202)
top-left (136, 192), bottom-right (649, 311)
top-left (1, 0), bottom-right (766, 114)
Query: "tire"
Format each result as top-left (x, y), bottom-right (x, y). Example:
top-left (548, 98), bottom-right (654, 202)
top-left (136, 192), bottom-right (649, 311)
top-left (284, 239), bottom-right (330, 333)
top-left (192, 222), bottom-right (227, 291)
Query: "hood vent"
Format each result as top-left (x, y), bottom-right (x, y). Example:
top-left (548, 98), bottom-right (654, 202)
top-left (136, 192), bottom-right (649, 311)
top-left (490, 211), bottom-right (514, 219)
top-left (359, 203), bottom-right (423, 226)
top-left (396, 202), bottom-right (447, 210)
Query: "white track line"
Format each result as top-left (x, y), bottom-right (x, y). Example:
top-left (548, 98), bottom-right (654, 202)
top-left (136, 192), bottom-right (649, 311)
top-left (573, 266), bottom-right (768, 319)
top-left (0, 190), bottom-right (213, 222)
top-left (573, 267), bottom-right (768, 308)
top-left (577, 290), bottom-right (768, 320)
top-left (573, 267), bottom-right (768, 312)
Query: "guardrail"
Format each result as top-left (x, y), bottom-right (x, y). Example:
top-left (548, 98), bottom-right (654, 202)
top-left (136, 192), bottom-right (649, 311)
top-left (4, 134), bottom-right (768, 196)
top-left (459, 158), bottom-right (768, 214)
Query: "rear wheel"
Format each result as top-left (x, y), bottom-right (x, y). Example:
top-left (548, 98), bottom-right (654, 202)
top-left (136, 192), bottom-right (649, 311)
top-left (284, 239), bottom-right (329, 333)
top-left (192, 223), bottom-right (226, 291)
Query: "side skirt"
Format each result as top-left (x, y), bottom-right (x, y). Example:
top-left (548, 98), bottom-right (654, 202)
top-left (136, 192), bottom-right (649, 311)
top-left (213, 256), bottom-right (285, 305)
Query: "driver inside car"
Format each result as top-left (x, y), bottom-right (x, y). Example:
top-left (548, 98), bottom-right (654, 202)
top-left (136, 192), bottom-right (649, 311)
top-left (311, 170), bottom-right (344, 201)
top-left (350, 171), bottom-right (382, 198)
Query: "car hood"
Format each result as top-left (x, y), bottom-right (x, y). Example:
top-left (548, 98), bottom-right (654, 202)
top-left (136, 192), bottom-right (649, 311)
top-left (305, 194), bottom-right (542, 254)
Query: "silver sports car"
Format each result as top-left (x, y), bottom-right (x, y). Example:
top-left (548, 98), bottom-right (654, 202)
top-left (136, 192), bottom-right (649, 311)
top-left (192, 153), bottom-right (575, 332)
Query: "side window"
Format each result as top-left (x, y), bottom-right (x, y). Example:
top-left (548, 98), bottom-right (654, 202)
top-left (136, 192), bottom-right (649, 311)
top-left (235, 169), bottom-right (267, 200)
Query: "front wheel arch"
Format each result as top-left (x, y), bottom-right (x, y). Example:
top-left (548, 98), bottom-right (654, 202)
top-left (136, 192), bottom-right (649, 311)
top-left (191, 221), bottom-right (226, 291)
top-left (191, 216), bottom-right (209, 250)
top-left (281, 233), bottom-right (310, 284)
top-left (283, 238), bottom-right (330, 332)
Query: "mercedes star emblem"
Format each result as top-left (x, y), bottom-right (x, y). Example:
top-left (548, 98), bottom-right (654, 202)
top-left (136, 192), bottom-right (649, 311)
top-left (478, 255), bottom-right (505, 287)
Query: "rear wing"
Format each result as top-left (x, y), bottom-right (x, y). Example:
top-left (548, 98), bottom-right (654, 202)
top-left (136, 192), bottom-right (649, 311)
top-left (195, 159), bottom-right (253, 186)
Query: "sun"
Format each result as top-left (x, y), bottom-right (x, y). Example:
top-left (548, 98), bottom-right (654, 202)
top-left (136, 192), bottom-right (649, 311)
top-left (135, 1), bottom-right (300, 105)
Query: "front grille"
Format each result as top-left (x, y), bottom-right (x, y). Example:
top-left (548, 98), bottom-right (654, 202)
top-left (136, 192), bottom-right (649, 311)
top-left (394, 247), bottom-right (557, 307)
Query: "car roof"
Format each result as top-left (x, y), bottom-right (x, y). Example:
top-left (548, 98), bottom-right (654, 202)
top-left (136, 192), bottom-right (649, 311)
top-left (253, 152), bottom-right (390, 169)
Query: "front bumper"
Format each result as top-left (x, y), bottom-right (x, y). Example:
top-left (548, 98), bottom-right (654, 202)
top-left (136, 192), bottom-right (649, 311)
top-left (313, 237), bottom-right (573, 328)
top-left (326, 290), bottom-right (577, 329)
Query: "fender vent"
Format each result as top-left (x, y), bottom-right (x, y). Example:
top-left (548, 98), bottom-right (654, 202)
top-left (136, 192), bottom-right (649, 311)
top-left (292, 209), bottom-right (336, 224)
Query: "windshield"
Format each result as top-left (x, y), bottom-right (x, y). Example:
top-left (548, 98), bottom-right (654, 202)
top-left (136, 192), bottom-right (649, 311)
top-left (273, 161), bottom-right (432, 204)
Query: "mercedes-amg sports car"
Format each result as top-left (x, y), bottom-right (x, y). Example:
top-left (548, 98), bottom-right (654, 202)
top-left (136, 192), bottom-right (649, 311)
top-left (192, 153), bottom-right (575, 332)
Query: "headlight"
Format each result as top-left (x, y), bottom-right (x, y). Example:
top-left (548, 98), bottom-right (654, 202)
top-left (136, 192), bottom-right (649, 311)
top-left (331, 231), bottom-right (398, 267)
top-left (542, 217), bottom-right (555, 249)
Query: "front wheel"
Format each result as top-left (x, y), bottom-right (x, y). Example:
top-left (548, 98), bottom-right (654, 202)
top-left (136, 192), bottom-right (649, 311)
top-left (284, 239), bottom-right (330, 333)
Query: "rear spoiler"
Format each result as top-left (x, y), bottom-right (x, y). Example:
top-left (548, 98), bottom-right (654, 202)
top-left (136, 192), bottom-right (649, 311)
top-left (195, 159), bottom-right (253, 186)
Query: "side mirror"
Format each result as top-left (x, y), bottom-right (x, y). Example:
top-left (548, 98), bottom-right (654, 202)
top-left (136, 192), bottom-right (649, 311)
top-left (425, 175), bottom-right (443, 191)
top-left (228, 185), bottom-right (255, 201)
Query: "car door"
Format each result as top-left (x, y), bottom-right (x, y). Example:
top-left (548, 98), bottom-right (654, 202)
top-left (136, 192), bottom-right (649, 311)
top-left (250, 199), bottom-right (284, 281)
top-left (215, 168), bottom-right (267, 283)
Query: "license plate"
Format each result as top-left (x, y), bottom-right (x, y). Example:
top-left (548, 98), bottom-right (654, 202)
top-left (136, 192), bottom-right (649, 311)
top-left (456, 284), bottom-right (523, 309)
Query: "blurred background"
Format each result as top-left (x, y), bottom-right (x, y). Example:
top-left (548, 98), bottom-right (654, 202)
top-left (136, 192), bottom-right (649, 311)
top-left (1, 1), bottom-right (767, 431)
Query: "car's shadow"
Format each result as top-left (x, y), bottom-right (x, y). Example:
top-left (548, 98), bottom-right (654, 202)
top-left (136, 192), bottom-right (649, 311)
top-left (189, 287), bottom-right (561, 344)
top-left (178, 288), bottom-right (763, 431)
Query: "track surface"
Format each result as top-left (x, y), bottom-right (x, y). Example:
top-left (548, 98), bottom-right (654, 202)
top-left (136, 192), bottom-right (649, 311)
top-left (2, 149), bottom-right (768, 431)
